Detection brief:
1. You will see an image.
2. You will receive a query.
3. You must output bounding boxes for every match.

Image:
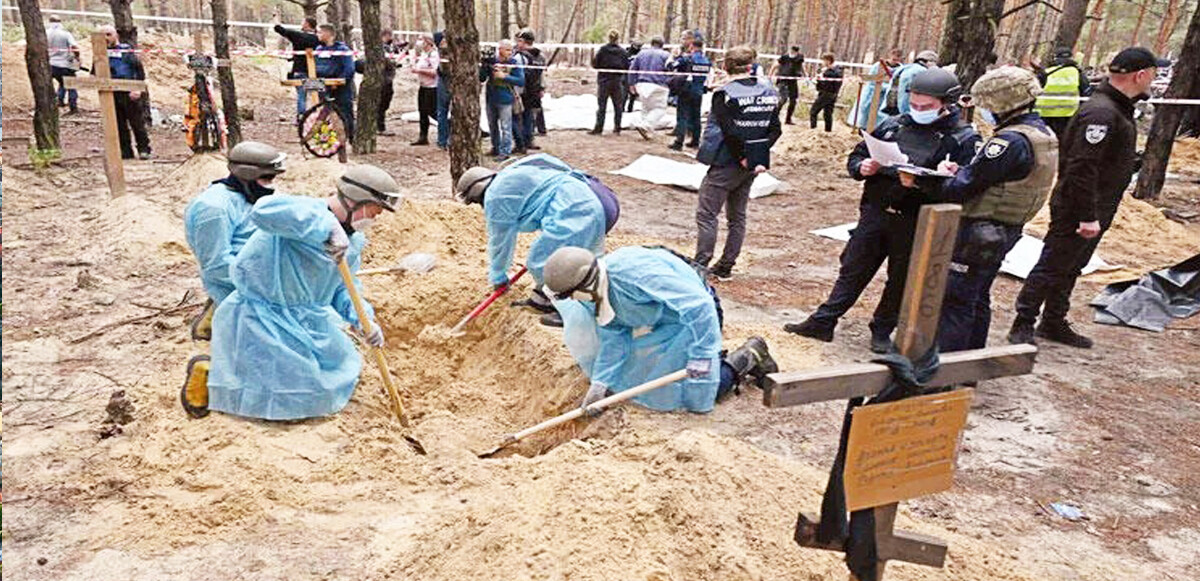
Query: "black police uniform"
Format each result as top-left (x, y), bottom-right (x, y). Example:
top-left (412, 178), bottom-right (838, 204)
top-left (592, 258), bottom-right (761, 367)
top-left (775, 53), bottom-right (805, 123)
top-left (810, 65), bottom-right (843, 132)
top-left (593, 41), bottom-right (630, 133)
top-left (1013, 81), bottom-right (1139, 328)
top-left (803, 108), bottom-right (979, 342)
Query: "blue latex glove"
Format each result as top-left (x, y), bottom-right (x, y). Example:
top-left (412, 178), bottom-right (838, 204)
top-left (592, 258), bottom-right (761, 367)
top-left (686, 358), bottom-right (712, 379)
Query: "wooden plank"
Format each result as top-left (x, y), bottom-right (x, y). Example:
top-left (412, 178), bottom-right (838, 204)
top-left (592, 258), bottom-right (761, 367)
top-left (762, 344), bottom-right (1036, 408)
top-left (894, 204), bottom-right (960, 357)
top-left (877, 530), bottom-right (948, 567)
top-left (865, 71), bottom-right (887, 133)
top-left (63, 77), bottom-right (148, 92)
top-left (843, 389), bottom-right (974, 511)
top-left (89, 32), bottom-right (126, 198)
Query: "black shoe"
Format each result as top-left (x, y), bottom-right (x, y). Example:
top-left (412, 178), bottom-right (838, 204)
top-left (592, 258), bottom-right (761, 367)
top-left (1036, 320), bottom-right (1093, 349)
top-left (588, 128), bottom-right (602, 135)
top-left (709, 263), bottom-right (733, 280)
top-left (512, 289), bottom-right (556, 314)
top-left (783, 317), bottom-right (834, 342)
top-left (668, 140), bottom-right (683, 151)
top-left (410, 139), bottom-right (429, 145)
top-left (869, 333), bottom-right (894, 354)
top-left (539, 312), bottom-right (563, 327)
top-left (785, 120), bottom-right (795, 125)
top-left (488, 149), bottom-right (499, 157)
top-left (528, 144), bottom-right (541, 150)
top-left (1007, 320), bottom-right (1037, 345)
top-left (513, 147), bottom-right (527, 155)
top-left (686, 140), bottom-right (699, 148)
top-left (614, 128), bottom-right (622, 135)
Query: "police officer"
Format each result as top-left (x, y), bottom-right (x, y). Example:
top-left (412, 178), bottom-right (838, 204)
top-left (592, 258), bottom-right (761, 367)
top-left (935, 67), bottom-right (1058, 353)
top-left (669, 35), bottom-right (711, 151)
top-left (694, 46), bottom-right (782, 280)
top-left (784, 68), bottom-right (979, 353)
top-left (1009, 47), bottom-right (1167, 348)
top-left (1034, 46), bottom-right (1092, 137)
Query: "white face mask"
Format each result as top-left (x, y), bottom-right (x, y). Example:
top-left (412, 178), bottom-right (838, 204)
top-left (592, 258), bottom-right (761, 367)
top-left (351, 218), bottom-right (375, 233)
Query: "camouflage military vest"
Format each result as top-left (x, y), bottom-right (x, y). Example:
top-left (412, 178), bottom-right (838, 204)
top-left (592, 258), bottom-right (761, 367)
top-left (962, 123), bottom-right (1059, 225)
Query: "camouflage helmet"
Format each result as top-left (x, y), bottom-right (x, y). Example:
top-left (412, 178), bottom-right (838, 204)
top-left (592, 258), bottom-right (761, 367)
top-left (971, 66), bottom-right (1042, 114)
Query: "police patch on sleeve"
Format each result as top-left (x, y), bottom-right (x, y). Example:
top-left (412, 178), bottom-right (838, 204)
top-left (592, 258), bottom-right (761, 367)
top-left (983, 138), bottom-right (1009, 159)
top-left (1085, 124), bottom-right (1108, 144)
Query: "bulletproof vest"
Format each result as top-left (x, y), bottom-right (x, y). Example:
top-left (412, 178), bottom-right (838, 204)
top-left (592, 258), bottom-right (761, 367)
top-left (963, 123), bottom-right (1059, 225)
top-left (697, 80), bottom-right (781, 166)
top-left (891, 119), bottom-right (971, 168)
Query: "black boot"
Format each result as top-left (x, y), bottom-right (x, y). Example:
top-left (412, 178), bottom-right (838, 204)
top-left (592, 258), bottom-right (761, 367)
top-left (588, 127), bottom-right (603, 135)
top-left (1007, 319), bottom-right (1037, 345)
top-left (726, 336), bottom-right (779, 389)
top-left (783, 316), bottom-right (834, 342)
top-left (1036, 319), bottom-right (1093, 349)
top-left (870, 332), bottom-right (894, 354)
top-left (511, 288), bottom-right (556, 314)
top-left (669, 137), bottom-right (684, 151)
top-left (539, 311), bottom-right (563, 327)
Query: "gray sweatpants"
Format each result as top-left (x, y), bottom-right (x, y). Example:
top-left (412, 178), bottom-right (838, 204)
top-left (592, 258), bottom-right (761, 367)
top-left (694, 164), bottom-right (757, 269)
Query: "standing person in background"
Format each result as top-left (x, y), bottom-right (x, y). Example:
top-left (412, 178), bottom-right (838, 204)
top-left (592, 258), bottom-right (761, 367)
top-left (810, 52), bottom-right (843, 132)
top-left (47, 15), bottom-right (81, 115)
top-left (434, 31), bottom-right (452, 150)
top-left (882, 50), bottom-right (939, 116)
top-left (314, 24), bottom-right (356, 140)
top-left (694, 46), bottom-right (782, 281)
top-left (514, 29), bottom-right (545, 154)
top-left (480, 39), bottom-right (525, 161)
top-left (852, 48), bottom-right (901, 130)
top-left (273, 16), bottom-right (320, 120)
top-left (98, 25), bottom-right (152, 160)
top-left (1034, 46), bottom-right (1093, 137)
top-left (591, 29), bottom-right (630, 135)
top-left (668, 35), bottom-right (710, 151)
top-left (375, 28), bottom-right (406, 136)
top-left (624, 40), bottom-right (643, 113)
top-left (770, 45), bottom-right (806, 125)
top-left (629, 36), bottom-right (672, 140)
top-left (411, 33), bottom-right (439, 145)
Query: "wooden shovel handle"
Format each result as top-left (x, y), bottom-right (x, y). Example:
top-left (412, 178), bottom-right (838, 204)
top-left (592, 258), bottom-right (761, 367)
top-left (338, 258), bottom-right (409, 427)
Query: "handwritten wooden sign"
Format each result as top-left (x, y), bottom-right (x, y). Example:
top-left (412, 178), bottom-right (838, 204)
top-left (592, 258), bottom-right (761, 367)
top-left (843, 388), bottom-right (974, 512)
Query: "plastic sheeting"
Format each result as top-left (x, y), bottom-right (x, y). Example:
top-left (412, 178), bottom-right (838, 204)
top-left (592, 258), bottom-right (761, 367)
top-left (808, 224), bottom-right (1121, 279)
top-left (610, 154), bottom-right (782, 199)
top-left (1090, 254), bottom-right (1200, 332)
top-left (400, 92), bottom-right (714, 132)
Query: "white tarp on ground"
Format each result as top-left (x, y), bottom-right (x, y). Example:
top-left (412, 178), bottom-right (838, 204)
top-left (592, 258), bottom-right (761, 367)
top-left (610, 154), bottom-right (782, 199)
top-left (400, 92), bottom-right (713, 132)
top-left (808, 223), bottom-right (1121, 279)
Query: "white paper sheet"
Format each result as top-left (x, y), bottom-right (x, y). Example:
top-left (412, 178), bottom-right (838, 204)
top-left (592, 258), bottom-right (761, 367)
top-left (863, 131), bottom-right (909, 166)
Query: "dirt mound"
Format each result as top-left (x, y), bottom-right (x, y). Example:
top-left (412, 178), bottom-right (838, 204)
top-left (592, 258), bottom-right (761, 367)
top-left (2, 33), bottom-right (289, 115)
top-left (1168, 138), bottom-right (1200, 176)
top-left (1026, 194), bottom-right (1200, 281)
top-left (773, 122), bottom-right (860, 166)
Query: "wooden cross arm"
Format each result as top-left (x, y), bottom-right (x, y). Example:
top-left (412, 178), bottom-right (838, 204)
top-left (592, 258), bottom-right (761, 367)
top-left (793, 512), bottom-right (947, 567)
top-left (63, 77), bottom-right (148, 92)
top-left (762, 344), bottom-right (1036, 408)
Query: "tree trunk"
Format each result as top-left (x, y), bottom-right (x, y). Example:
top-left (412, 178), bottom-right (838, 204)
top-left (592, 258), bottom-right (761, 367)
top-left (444, 0), bottom-right (482, 187)
top-left (18, 0), bottom-right (60, 151)
top-left (940, 0), bottom-right (1006, 89)
top-left (354, 0), bottom-right (384, 153)
top-left (108, 0), bottom-right (139, 46)
top-left (1045, 0), bottom-right (1089, 64)
top-left (515, 0), bottom-right (529, 29)
top-left (629, 0), bottom-right (641, 40)
top-left (1155, 0), bottom-right (1183, 55)
top-left (779, 0), bottom-right (797, 50)
top-left (500, 0), bottom-right (510, 39)
top-left (1131, 0), bottom-right (1148, 45)
top-left (1082, 0), bottom-right (1107, 67)
top-left (663, 0), bottom-right (675, 43)
top-left (1135, 3), bottom-right (1200, 199)
top-left (681, 0), bottom-right (690, 32)
top-left (211, 0), bottom-right (242, 148)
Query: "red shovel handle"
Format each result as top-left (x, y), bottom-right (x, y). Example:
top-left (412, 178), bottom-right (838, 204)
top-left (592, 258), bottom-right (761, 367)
top-left (451, 266), bottom-right (529, 333)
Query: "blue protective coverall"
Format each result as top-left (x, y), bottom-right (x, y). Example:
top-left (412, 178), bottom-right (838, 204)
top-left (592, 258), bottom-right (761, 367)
top-left (207, 194), bottom-right (375, 420)
top-left (184, 178), bottom-right (258, 304)
top-left (484, 154), bottom-right (607, 286)
top-left (888, 63), bottom-right (924, 115)
top-left (556, 247), bottom-right (723, 413)
top-left (850, 61), bottom-right (894, 129)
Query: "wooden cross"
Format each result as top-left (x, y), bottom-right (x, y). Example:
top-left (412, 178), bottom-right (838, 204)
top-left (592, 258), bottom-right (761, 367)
top-left (864, 71), bottom-right (889, 134)
top-left (762, 204), bottom-right (1038, 580)
top-left (64, 32), bottom-right (149, 198)
top-left (281, 48), bottom-right (348, 161)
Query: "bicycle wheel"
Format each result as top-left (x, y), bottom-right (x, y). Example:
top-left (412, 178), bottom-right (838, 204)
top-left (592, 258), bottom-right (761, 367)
top-left (299, 100), bottom-right (348, 158)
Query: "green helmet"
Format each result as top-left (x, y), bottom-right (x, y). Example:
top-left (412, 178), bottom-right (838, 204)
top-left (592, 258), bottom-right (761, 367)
top-left (971, 66), bottom-right (1042, 115)
top-left (336, 165), bottom-right (402, 212)
top-left (909, 67), bottom-right (962, 102)
top-left (544, 247), bottom-right (600, 299)
top-left (455, 166), bottom-right (497, 205)
top-left (227, 141), bottom-right (286, 182)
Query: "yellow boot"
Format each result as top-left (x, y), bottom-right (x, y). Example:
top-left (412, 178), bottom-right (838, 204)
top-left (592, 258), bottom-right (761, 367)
top-left (181, 354), bottom-right (211, 418)
top-left (190, 298), bottom-right (215, 341)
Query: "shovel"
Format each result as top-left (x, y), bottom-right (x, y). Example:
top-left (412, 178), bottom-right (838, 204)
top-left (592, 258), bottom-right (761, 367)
top-left (357, 252), bottom-right (438, 276)
top-left (449, 266), bottom-right (528, 336)
top-left (337, 258), bottom-right (412, 429)
top-left (477, 369), bottom-right (689, 458)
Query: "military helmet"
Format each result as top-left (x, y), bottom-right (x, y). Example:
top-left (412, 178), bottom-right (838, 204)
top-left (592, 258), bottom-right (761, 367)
top-left (336, 165), bottom-right (402, 212)
top-left (227, 141), bottom-right (286, 182)
top-left (544, 247), bottom-right (600, 299)
top-left (909, 67), bottom-right (962, 101)
top-left (455, 166), bottom-right (497, 205)
top-left (914, 50), bottom-right (939, 66)
top-left (971, 66), bottom-right (1042, 114)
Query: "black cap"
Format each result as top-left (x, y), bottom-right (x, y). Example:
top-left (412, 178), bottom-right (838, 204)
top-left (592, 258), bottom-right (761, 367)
top-left (1108, 47), bottom-right (1170, 73)
top-left (516, 29), bottom-right (535, 42)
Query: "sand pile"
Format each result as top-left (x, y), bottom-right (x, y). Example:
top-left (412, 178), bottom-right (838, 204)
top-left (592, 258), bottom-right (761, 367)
top-left (1168, 137), bottom-right (1200, 176)
top-left (773, 122), bottom-right (861, 166)
top-left (1026, 194), bottom-right (1200, 279)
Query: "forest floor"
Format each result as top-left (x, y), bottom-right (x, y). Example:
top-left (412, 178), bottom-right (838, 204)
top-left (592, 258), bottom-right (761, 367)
top-left (3, 36), bottom-right (1200, 581)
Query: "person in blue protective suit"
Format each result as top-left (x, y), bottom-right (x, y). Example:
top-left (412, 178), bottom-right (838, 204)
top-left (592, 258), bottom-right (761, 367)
top-left (180, 165), bottom-right (402, 420)
top-left (184, 141), bottom-right (288, 341)
top-left (314, 24), bottom-right (357, 140)
top-left (454, 154), bottom-right (617, 327)
top-left (935, 66), bottom-right (1058, 353)
top-left (544, 246), bottom-right (777, 413)
top-left (850, 48), bottom-right (902, 130)
top-left (881, 50), bottom-right (938, 116)
top-left (785, 68), bottom-right (979, 353)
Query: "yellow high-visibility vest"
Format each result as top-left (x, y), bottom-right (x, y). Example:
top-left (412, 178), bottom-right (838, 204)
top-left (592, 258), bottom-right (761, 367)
top-left (1035, 65), bottom-right (1081, 118)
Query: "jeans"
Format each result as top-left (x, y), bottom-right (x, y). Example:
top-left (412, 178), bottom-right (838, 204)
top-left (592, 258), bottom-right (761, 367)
top-left (486, 100), bottom-right (513, 156)
top-left (811, 92), bottom-right (837, 132)
top-left (937, 220), bottom-right (1024, 352)
top-left (595, 76), bottom-right (625, 131)
top-left (694, 164), bottom-right (757, 270)
top-left (295, 86), bottom-right (308, 117)
top-left (436, 78), bottom-right (451, 147)
top-left (1014, 204), bottom-right (1117, 324)
top-left (517, 107), bottom-right (536, 148)
top-left (634, 82), bottom-right (670, 131)
top-left (416, 86), bottom-right (436, 140)
top-left (52, 66), bottom-right (78, 109)
top-left (674, 92), bottom-right (702, 143)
